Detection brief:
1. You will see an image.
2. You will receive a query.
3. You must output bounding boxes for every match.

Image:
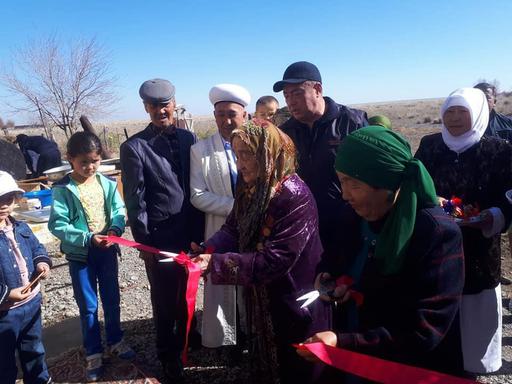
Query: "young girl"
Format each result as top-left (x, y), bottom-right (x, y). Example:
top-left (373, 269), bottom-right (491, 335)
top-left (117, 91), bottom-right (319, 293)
top-left (0, 171), bottom-right (52, 384)
top-left (48, 132), bottom-right (134, 382)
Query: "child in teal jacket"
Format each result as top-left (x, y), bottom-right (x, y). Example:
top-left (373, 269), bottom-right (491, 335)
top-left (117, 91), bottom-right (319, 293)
top-left (48, 132), bottom-right (134, 382)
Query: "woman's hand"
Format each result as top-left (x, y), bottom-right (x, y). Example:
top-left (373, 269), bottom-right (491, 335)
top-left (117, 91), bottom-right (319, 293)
top-left (36, 263), bottom-right (51, 279)
top-left (314, 273), bottom-right (351, 303)
top-left (314, 272), bottom-right (332, 302)
top-left (296, 331), bottom-right (338, 362)
top-left (459, 208), bottom-right (493, 231)
top-left (8, 286), bottom-right (32, 302)
top-left (191, 254), bottom-right (212, 274)
top-left (438, 196), bottom-right (448, 207)
top-left (332, 284), bottom-right (351, 303)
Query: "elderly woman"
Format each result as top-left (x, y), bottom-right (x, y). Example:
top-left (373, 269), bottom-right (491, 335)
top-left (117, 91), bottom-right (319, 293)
top-left (415, 88), bottom-right (512, 374)
top-left (192, 119), bottom-right (331, 384)
top-left (299, 126), bottom-right (465, 377)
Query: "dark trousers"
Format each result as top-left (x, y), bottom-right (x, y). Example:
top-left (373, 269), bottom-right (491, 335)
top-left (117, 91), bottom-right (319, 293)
top-left (0, 295), bottom-right (50, 384)
top-left (144, 256), bottom-right (188, 363)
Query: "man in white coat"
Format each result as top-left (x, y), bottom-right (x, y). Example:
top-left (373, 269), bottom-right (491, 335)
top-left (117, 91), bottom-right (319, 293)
top-left (190, 83), bottom-right (250, 350)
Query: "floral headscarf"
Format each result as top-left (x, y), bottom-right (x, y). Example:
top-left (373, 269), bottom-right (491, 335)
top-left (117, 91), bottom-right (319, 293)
top-left (231, 118), bottom-right (296, 252)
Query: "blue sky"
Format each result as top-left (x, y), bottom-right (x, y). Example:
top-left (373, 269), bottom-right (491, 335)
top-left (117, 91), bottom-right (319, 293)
top-left (1, 0), bottom-right (511, 123)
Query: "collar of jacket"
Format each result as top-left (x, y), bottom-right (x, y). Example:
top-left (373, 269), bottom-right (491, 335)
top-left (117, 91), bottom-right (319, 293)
top-left (3, 215), bottom-right (21, 228)
top-left (149, 123), bottom-right (177, 136)
top-left (312, 97), bottom-right (340, 127)
top-left (52, 173), bottom-right (114, 201)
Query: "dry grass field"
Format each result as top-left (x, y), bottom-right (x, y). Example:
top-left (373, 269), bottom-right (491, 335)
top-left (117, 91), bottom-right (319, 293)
top-left (4, 92), bottom-right (512, 157)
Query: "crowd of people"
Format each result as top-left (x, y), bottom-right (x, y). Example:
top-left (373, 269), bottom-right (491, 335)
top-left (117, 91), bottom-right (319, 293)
top-left (1, 61), bottom-right (512, 384)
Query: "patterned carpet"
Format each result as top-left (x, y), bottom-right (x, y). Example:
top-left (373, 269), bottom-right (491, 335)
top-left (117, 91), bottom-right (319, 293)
top-left (48, 348), bottom-right (160, 383)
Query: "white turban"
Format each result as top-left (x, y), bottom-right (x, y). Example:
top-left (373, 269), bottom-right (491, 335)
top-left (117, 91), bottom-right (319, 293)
top-left (441, 87), bottom-right (489, 154)
top-left (209, 83), bottom-right (251, 107)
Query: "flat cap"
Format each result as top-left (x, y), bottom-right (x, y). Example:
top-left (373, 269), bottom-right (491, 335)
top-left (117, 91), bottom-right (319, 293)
top-left (273, 61), bottom-right (322, 92)
top-left (139, 78), bottom-right (175, 104)
top-left (209, 83), bottom-right (251, 107)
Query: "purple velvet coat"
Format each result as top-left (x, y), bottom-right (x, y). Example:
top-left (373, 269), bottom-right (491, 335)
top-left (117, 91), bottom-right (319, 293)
top-left (205, 174), bottom-right (331, 382)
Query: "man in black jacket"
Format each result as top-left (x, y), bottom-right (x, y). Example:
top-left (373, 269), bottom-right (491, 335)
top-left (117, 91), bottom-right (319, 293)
top-left (15, 134), bottom-right (62, 178)
top-left (273, 61), bottom-right (368, 260)
top-left (474, 82), bottom-right (512, 141)
top-left (120, 78), bottom-right (203, 382)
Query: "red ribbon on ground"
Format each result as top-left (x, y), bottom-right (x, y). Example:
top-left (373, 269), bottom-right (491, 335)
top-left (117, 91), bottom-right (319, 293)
top-left (294, 342), bottom-right (479, 384)
top-left (107, 236), bottom-right (201, 365)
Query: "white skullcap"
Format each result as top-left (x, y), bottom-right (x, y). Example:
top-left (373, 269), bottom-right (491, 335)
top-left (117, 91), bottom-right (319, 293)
top-left (209, 83), bottom-right (251, 107)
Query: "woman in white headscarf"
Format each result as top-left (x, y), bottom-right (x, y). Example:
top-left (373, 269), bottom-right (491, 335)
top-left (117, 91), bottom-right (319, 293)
top-left (415, 87), bottom-right (512, 375)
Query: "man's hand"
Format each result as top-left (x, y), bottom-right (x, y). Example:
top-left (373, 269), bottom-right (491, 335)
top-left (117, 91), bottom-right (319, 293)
top-left (36, 263), bottom-right (51, 279)
top-left (296, 331), bottom-right (338, 362)
top-left (190, 241), bottom-right (205, 255)
top-left (139, 251), bottom-right (154, 261)
top-left (8, 286), bottom-right (32, 302)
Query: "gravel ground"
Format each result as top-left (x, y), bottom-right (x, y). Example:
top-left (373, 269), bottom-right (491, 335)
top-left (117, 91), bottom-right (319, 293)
top-left (34, 230), bottom-right (512, 383)
top-left (40, 228), bottom-right (250, 383)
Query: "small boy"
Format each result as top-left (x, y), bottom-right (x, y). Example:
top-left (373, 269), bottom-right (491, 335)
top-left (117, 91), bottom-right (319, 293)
top-left (254, 95), bottom-right (279, 123)
top-left (0, 171), bottom-right (52, 384)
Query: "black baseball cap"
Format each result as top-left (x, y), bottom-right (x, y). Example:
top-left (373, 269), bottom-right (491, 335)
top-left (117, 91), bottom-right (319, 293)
top-left (273, 61), bottom-right (322, 92)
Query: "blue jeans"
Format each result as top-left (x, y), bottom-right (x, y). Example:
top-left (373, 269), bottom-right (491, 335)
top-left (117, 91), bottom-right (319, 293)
top-left (0, 295), bottom-right (50, 384)
top-left (69, 246), bottom-right (123, 357)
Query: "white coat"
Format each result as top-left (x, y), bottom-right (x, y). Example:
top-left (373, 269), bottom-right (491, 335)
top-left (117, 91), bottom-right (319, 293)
top-left (190, 132), bottom-right (243, 347)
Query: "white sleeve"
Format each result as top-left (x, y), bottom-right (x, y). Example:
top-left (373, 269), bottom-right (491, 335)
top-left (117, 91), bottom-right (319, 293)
top-left (482, 207), bottom-right (505, 238)
top-left (189, 144), bottom-right (234, 216)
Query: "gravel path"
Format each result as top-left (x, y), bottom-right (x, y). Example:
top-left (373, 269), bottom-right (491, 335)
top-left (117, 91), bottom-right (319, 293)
top-left (35, 230), bottom-right (512, 383)
top-left (40, 228), bottom-right (250, 383)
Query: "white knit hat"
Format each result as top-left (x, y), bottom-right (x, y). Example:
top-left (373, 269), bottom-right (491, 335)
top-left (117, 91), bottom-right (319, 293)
top-left (0, 171), bottom-right (24, 197)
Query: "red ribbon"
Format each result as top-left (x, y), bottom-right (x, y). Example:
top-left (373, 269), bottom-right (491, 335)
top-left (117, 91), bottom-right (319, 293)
top-left (105, 235), bottom-right (161, 255)
top-left (106, 236), bottom-right (201, 365)
top-left (294, 343), bottom-right (479, 384)
top-left (170, 252), bottom-right (201, 365)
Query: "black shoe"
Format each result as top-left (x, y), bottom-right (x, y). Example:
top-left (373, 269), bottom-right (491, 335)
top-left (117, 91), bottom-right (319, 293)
top-left (501, 276), bottom-right (512, 285)
top-left (163, 358), bottom-right (184, 383)
top-left (188, 329), bottom-right (202, 351)
top-left (226, 345), bottom-right (245, 367)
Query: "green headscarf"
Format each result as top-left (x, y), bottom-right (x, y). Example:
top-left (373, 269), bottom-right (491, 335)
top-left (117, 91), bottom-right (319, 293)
top-left (335, 125), bottom-right (437, 275)
top-left (368, 115), bottom-right (392, 130)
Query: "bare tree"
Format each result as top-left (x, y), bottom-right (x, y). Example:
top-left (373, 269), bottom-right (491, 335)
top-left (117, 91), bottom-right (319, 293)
top-left (1, 36), bottom-right (118, 137)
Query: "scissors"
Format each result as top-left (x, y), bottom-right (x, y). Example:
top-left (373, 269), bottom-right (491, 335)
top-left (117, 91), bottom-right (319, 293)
top-left (296, 275), bottom-right (363, 308)
top-left (158, 244), bottom-right (209, 263)
top-left (158, 251), bottom-right (181, 263)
